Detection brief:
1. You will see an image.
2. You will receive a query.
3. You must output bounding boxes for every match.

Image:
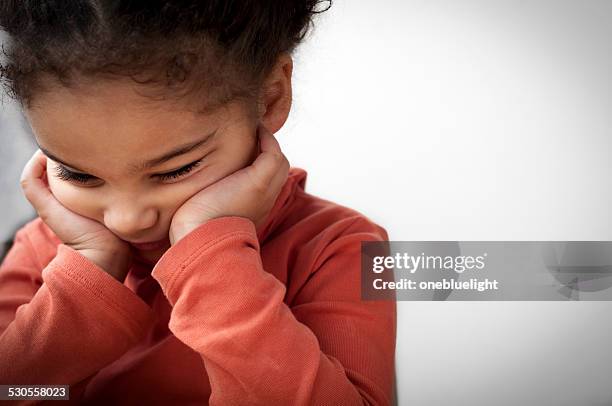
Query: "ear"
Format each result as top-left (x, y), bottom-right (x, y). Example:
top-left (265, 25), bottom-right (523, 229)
top-left (257, 53), bottom-right (293, 133)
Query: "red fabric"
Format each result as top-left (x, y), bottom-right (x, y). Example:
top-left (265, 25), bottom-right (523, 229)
top-left (0, 167), bottom-right (396, 405)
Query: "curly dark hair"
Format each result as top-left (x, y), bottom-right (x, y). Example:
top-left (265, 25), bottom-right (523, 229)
top-left (0, 0), bottom-right (332, 113)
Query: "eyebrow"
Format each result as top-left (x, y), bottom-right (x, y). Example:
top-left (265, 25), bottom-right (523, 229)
top-left (38, 129), bottom-right (217, 174)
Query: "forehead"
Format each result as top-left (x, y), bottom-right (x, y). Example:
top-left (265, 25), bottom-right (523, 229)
top-left (25, 80), bottom-right (248, 167)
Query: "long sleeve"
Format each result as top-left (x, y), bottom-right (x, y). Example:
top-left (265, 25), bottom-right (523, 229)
top-left (0, 227), bottom-right (156, 403)
top-left (151, 216), bottom-right (397, 406)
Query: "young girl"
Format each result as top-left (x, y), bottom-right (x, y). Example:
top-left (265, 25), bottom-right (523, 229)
top-left (0, 1), bottom-right (396, 405)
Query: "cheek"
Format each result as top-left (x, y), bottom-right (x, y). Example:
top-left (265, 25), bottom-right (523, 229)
top-left (153, 167), bottom-right (230, 222)
top-left (46, 169), bottom-right (101, 220)
top-left (155, 147), bottom-right (256, 213)
top-left (156, 179), bottom-right (206, 216)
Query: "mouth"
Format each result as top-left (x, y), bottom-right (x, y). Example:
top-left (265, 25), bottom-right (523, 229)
top-left (127, 238), bottom-right (170, 251)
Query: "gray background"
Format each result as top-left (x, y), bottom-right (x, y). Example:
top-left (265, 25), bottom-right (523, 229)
top-left (0, 100), bottom-right (35, 241)
top-left (2, 1), bottom-right (612, 405)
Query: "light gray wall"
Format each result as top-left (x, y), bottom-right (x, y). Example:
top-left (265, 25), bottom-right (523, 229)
top-left (0, 99), bottom-right (36, 243)
top-left (2, 2), bottom-right (612, 405)
top-left (285, 1), bottom-right (612, 405)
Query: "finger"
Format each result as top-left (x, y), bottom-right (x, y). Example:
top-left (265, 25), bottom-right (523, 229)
top-left (255, 125), bottom-right (289, 173)
top-left (20, 150), bottom-right (66, 220)
top-left (249, 126), bottom-right (290, 190)
top-left (20, 150), bottom-right (48, 206)
top-left (259, 126), bottom-right (290, 190)
top-left (257, 124), bottom-right (283, 154)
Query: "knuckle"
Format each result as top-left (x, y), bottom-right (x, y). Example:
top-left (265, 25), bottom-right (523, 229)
top-left (38, 210), bottom-right (51, 224)
top-left (253, 181), bottom-right (267, 194)
top-left (19, 166), bottom-right (29, 182)
top-left (270, 152), bottom-right (284, 163)
top-left (19, 176), bottom-right (31, 191)
top-left (250, 176), bottom-right (268, 194)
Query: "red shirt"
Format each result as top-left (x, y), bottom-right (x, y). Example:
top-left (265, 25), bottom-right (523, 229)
top-left (0, 167), bottom-right (396, 405)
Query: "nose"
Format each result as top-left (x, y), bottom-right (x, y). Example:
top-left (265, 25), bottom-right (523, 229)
top-left (103, 198), bottom-right (159, 240)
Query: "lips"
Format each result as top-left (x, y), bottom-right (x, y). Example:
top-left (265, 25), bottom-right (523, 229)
top-left (128, 238), bottom-right (169, 251)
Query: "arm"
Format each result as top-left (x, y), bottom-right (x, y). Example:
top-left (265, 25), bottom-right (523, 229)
top-left (0, 228), bottom-right (156, 402)
top-left (151, 216), bottom-right (397, 406)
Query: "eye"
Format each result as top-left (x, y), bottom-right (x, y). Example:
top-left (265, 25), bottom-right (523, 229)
top-left (53, 157), bottom-right (206, 186)
top-left (54, 165), bottom-right (101, 186)
top-left (153, 158), bottom-right (204, 182)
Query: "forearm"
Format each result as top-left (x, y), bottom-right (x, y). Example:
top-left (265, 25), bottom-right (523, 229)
top-left (152, 217), bottom-right (395, 405)
top-left (0, 245), bottom-right (154, 389)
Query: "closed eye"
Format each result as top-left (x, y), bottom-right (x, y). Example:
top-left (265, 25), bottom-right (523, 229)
top-left (152, 158), bottom-right (204, 182)
top-left (53, 157), bottom-right (206, 186)
top-left (54, 165), bottom-right (99, 185)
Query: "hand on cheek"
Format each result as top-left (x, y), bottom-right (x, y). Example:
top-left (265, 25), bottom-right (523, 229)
top-left (20, 150), bottom-right (132, 281)
top-left (169, 124), bottom-right (290, 245)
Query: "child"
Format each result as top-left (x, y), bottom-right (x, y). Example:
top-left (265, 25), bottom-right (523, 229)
top-left (0, 1), bottom-right (396, 405)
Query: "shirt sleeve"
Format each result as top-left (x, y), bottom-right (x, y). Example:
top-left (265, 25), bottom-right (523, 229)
top-left (0, 228), bottom-right (156, 401)
top-left (151, 216), bottom-right (397, 406)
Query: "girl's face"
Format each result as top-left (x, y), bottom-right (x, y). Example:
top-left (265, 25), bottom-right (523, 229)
top-left (25, 80), bottom-right (259, 264)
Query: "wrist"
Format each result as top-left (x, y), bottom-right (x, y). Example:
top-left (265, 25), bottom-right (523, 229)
top-left (169, 226), bottom-right (194, 246)
top-left (170, 220), bottom-right (209, 245)
top-left (77, 246), bottom-right (131, 282)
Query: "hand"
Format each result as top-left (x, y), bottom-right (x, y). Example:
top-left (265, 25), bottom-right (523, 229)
top-left (169, 124), bottom-right (290, 244)
top-left (20, 150), bottom-right (132, 282)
